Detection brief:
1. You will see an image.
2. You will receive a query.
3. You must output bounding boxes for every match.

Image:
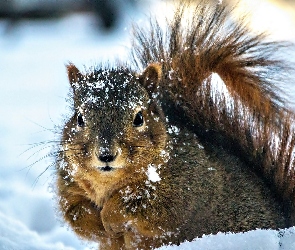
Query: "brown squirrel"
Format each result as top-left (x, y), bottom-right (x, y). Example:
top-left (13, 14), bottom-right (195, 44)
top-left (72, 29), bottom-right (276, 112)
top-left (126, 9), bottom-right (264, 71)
top-left (55, 1), bottom-right (295, 250)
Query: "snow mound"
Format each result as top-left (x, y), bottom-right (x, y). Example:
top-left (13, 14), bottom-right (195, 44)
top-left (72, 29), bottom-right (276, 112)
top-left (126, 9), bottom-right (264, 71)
top-left (158, 228), bottom-right (295, 250)
top-left (1, 211), bottom-right (295, 250)
top-left (0, 211), bottom-right (74, 250)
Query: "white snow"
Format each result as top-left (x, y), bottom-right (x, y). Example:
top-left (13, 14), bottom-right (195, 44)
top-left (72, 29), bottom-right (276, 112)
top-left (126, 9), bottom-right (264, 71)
top-left (147, 164), bottom-right (161, 183)
top-left (0, 1), bottom-right (295, 250)
top-left (0, 210), bottom-right (75, 250)
top-left (167, 125), bottom-right (180, 135)
top-left (158, 229), bottom-right (295, 250)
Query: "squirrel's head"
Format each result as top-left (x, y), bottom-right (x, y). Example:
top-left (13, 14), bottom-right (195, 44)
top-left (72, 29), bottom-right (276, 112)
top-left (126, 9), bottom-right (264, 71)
top-left (61, 63), bottom-right (167, 183)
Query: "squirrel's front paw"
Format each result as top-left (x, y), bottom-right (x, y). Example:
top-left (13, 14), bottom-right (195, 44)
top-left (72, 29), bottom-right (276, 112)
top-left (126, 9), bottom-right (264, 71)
top-left (103, 222), bottom-right (126, 238)
top-left (100, 205), bottom-right (131, 237)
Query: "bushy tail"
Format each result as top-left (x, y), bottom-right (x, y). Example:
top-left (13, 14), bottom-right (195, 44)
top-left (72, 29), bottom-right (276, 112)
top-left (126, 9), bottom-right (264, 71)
top-left (131, 1), bottom-right (295, 224)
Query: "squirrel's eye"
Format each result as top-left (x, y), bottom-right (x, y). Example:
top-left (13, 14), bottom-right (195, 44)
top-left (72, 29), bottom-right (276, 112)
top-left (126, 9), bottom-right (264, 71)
top-left (77, 113), bottom-right (85, 127)
top-left (133, 111), bottom-right (144, 127)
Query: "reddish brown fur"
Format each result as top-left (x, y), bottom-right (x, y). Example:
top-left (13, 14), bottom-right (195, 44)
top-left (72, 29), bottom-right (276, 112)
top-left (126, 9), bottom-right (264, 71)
top-left (132, 1), bottom-right (295, 223)
top-left (56, 1), bottom-right (295, 250)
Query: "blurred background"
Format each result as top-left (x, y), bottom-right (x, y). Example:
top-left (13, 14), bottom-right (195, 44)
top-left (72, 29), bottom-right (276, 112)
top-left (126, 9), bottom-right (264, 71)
top-left (0, 0), bottom-right (294, 249)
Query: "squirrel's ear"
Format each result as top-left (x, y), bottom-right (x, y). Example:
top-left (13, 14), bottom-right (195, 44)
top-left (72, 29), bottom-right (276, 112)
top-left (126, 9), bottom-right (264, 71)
top-left (66, 63), bottom-right (82, 87)
top-left (139, 63), bottom-right (162, 96)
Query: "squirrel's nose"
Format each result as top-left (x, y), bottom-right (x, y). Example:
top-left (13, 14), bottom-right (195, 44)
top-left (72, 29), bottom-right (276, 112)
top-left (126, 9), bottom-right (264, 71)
top-left (99, 153), bottom-right (115, 163)
top-left (97, 146), bottom-right (118, 163)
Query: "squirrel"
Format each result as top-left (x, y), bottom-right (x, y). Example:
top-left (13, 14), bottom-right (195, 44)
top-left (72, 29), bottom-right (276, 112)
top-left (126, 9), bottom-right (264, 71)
top-left (55, 1), bottom-right (295, 250)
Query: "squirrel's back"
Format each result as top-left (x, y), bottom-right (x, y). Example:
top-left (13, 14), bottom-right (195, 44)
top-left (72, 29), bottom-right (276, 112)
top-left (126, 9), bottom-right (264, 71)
top-left (55, 1), bottom-right (295, 249)
top-left (132, 0), bottom-right (295, 223)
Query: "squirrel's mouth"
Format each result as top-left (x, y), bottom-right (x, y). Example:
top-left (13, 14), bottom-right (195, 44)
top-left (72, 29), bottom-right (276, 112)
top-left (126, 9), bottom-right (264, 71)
top-left (99, 166), bottom-right (114, 172)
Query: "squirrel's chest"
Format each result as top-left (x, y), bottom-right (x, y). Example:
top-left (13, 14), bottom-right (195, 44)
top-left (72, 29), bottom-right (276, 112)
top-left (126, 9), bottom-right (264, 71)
top-left (72, 164), bottom-right (155, 209)
top-left (73, 168), bottom-right (129, 207)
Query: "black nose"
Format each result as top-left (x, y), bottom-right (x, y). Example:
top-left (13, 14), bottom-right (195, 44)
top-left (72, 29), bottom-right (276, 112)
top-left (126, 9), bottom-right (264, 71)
top-left (99, 153), bottom-right (115, 163)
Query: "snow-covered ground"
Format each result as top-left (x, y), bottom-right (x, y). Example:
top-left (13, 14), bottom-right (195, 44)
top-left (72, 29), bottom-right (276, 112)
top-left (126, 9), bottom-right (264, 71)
top-left (0, 0), bottom-right (295, 249)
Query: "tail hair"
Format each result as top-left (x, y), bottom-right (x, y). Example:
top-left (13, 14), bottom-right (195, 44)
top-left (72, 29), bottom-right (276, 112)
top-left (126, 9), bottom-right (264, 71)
top-left (131, 1), bottom-right (295, 223)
